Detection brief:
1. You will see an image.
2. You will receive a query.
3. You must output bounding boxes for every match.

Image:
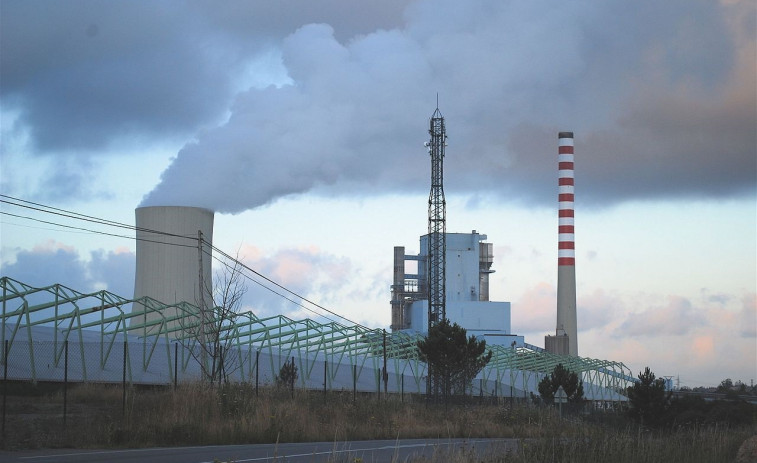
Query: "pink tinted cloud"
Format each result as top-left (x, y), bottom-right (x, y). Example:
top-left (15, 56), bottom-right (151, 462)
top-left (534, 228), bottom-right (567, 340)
top-left (511, 281), bottom-right (555, 334)
top-left (616, 295), bottom-right (707, 337)
top-left (739, 293), bottom-right (756, 338)
top-left (237, 244), bottom-right (353, 299)
top-left (577, 289), bottom-right (624, 331)
top-left (31, 239), bottom-right (76, 254)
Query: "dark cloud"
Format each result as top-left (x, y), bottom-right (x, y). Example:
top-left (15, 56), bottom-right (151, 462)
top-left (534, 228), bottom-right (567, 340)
top-left (2, 0), bottom-right (753, 209)
top-left (31, 159), bottom-right (115, 203)
top-left (0, 0), bottom-right (412, 154)
top-left (2, 2), bottom-right (235, 151)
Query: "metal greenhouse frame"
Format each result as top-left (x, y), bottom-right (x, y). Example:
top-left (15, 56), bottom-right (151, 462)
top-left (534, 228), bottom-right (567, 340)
top-left (0, 277), bottom-right (634, 401)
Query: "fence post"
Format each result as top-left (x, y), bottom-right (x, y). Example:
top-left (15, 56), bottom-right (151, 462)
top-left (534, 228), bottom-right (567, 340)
top-left (122, 340), bottom-right (127, 418)
top-left (382, 330), bottom-right (387, 399)
top-left (323, 359), bottom-right (327, 398)
top-left (290, 356), bottom-right (295, 399)
top-left (255, 350), bottom-right (260, 397)
top-left (63, 340), bottom-right (68, 428)
top-left (352, 364), bottom-right (356, 404)
top-left (174, 342), bottom-right (178, 390)
top-left (2, 339), bottom-right (7, 438)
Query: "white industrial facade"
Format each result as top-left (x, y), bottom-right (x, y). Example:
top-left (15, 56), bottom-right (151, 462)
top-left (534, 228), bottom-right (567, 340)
top-left (392, 231), bottom-right (524, 347)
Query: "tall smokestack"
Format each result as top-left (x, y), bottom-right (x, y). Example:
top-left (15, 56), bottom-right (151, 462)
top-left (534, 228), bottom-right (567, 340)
top-left (131, 206), bottom-right (214, 337)
top-left (556, 131), bottom-right (578, 356)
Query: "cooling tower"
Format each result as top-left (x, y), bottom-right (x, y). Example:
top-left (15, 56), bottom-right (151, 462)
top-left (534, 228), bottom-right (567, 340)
top-left (131, 206), bottom-right (214, 336)
top-left (556, 132), bottom-right (578, 356)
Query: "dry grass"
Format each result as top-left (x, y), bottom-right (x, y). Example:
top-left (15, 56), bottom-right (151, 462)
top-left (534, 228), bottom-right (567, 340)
top-left (0, 381), bottom-right (753, 463)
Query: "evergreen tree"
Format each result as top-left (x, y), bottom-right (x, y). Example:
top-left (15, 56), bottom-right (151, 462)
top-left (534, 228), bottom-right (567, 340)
top-left (537, 363), bottom-right (584, 404)
top-left (627, 366), bottom-right (672, 427)
top-left (417, 319), bottom-right (492, 400)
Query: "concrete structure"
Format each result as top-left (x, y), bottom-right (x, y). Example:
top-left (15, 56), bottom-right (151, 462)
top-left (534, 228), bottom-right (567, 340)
top-left (547, 132), bottom-right (578, 355)
top-left (131, 206), bottom-right (214, 336)
top-left (391, 231), bottom-right (523, 347)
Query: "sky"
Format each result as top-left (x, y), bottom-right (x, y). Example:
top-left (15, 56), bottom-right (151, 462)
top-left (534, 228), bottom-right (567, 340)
top-left (1, 0), bottom-right (755, 388)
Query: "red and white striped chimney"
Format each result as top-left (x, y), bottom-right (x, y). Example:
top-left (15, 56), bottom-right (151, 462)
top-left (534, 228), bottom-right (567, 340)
top-left (556, 131), bottom-right (578, 356)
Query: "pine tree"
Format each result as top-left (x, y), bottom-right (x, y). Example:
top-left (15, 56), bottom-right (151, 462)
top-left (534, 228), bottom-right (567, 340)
top-left (417, 319), bottom-right (492, 401)
top-left (537, 363), bottom-right (584, 404)
top-left (627, 366), bottom-right (672, 427)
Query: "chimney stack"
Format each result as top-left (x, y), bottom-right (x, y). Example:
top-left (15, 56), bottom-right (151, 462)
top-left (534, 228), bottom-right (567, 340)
top-left (556, 131), bottom-right (578, 356)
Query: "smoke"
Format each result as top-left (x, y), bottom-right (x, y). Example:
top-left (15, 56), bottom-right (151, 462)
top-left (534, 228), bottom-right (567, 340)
top-left (3, 1), bottom-right (751, 213)
top-left (140, 0), bottom-right (754, 213)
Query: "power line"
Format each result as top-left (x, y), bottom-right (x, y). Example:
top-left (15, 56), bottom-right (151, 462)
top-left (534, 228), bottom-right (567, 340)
top-left (0, 211), bottom-right (197, 249)
top-left (208, 251), bottom-right (347, 326)
top-left (2, 195), bottom-right (364, 328)
top-left (1, 195), bottom-right (197, 239)
top-left (207, 244), bottom-right (364, 328)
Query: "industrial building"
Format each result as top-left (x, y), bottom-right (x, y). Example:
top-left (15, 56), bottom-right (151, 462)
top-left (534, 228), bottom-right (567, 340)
top-left (391, 232), bottom-right (523, 348)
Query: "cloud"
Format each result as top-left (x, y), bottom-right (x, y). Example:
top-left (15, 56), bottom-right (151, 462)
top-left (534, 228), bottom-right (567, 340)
top-left (579, 290), bottom-right (756, 385)
top-left (616, 296), bottom-right (707, 337)
top-left (0, 1), bottom-right (412, 154)
top-left (577, 289), bottom-right (623, 331)
top-left (511, 282), bottom-right (555, 334)
top-left (739, 293), bottom-right (756, 338)
top-left (233, 244), bottom-right (355, 321)
top-left (136, 0), bottom-right (754, 212)
top-left (5, 0), bottom-right (746, 208)
top-left (1, 240), bottom-right (135, 297)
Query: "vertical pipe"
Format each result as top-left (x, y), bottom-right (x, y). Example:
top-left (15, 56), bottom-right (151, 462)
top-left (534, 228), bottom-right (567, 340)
top-left (557, 131), bottom-right (578, 356)
top-left (63, 340), bottom-right (68, 427)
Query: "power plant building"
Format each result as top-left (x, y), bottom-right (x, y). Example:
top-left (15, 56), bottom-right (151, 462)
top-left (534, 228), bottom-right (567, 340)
top-left (391, 231), bottom-right (524, 348)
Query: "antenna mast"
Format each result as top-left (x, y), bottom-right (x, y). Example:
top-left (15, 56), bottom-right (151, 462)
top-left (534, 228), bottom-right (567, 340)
top-left (427, 106), bottom-right (447, 329)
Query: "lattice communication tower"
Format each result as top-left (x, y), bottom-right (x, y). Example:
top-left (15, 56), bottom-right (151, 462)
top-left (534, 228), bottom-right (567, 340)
top-left (426, 107), bottom-right (447, 330)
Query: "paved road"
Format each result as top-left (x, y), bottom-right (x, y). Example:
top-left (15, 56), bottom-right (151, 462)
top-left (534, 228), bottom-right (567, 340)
top-left (0, 438), bottom-right (518, 463)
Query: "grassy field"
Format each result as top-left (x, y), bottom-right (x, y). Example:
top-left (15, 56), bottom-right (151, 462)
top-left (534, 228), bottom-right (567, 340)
top-left (0, 381), bottom-right (753, 462)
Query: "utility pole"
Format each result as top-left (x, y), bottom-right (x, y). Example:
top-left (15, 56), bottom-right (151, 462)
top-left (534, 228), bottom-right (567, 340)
top-left (198, 230), bottom-right (208, 379)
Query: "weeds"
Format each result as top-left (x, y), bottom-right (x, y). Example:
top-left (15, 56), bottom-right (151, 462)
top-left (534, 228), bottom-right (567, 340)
top-left (0, 381), bottom-right (752, 463)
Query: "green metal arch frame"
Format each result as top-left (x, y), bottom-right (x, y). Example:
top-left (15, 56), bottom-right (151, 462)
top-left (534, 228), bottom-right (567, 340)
top-left (0, 276), bottom-right (634, 399)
